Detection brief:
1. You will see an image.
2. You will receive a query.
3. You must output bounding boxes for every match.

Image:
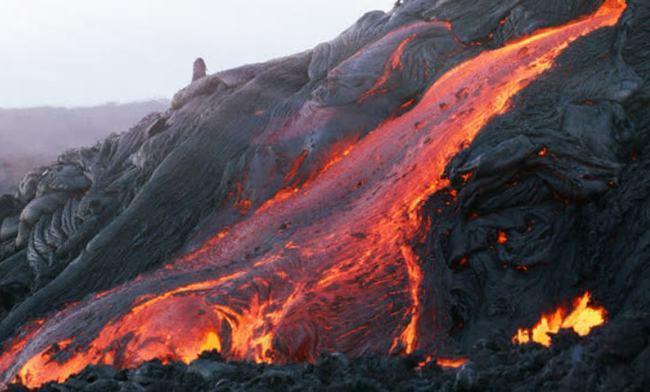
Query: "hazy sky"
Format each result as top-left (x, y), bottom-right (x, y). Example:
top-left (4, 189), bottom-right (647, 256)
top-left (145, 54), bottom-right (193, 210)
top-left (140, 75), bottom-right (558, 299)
top-left (1, 0), bottom-right (391, 108)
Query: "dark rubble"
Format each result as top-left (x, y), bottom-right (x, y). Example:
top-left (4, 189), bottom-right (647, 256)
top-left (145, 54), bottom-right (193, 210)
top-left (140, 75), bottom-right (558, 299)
top-left (7, 312), bottom-right (650, 391)
top-left (1, 0), bottom-right (649, 390)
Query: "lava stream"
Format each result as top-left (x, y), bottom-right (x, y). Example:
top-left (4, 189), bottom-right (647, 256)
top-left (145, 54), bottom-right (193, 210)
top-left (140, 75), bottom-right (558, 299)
top-left (0, 0), bottom-right (627, 388)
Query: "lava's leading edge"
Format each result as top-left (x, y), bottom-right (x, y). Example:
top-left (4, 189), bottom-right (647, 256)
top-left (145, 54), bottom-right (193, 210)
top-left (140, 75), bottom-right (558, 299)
top-left (0, 0), bottom-right (626, 388)
top-left (512, 292), bottom-right (607, 347)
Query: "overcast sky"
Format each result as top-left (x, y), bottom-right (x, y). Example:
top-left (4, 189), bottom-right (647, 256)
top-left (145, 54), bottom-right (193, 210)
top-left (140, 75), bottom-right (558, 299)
top-left (0, 0), bottom-right (390, 108)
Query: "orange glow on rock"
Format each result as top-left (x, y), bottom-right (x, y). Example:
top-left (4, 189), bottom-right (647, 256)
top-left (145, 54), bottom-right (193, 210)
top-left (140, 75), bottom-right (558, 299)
top-left (460, 172), bottom-right (474, 183)
top-left (436, 357), bottom-right (468, 369)
top-left (513, 265), bottom-right (529, 272)
top-left (236, 199), bottom-right (252, 214)
top-left (418, 355), bottom-right (467, 369)
top-left (391, 245), bottom-right (424, 354)
top-left (359, 34), bottom-right (418, 102)
top-left (497, 230), bottom-right (508, 245)
top-left (283, 150), bottom-right (309, 187)
top-left (512, 292), bottom-right (607, 347)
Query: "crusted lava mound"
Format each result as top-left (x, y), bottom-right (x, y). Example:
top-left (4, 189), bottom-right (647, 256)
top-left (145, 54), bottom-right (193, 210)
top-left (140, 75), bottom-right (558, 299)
top-left (1, 0), bottom-right (649, 390)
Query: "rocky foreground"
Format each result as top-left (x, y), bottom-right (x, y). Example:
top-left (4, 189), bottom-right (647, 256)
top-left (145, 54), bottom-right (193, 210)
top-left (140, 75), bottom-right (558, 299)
top-left (6, 312), bottom-right (649, 391)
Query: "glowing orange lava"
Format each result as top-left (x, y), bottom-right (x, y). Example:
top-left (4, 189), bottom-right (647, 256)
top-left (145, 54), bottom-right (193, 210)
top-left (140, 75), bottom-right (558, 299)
top-left (512, 292), bottom-right (607, 347)
top-left (418, 355), bottom-right (468, 369)
top-left (358, 33), bottom-right (418, 102)
top-left (497, 230), bottom-right (508, 245)
top-left (436, 357), bottom-right (468, 369)
top-left (0, 1), bottom-right (627, 388)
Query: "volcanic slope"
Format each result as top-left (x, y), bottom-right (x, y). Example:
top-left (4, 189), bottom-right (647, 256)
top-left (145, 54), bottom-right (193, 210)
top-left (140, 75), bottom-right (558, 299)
top-left (0, 0), bottom-right (649, 390)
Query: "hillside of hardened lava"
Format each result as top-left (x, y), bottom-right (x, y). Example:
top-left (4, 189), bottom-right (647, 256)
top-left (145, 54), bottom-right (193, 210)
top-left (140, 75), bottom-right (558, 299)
top-left (1, 0), bottom-right (649, 390)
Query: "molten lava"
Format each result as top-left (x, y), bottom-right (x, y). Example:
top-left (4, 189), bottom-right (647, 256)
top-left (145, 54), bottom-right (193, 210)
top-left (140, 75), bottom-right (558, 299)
top-left (0, 0), bottom-right (627, 388)
top-left (497, 230), bottom-right (508, 245)
top-left (512, 292), bottom-right (607, 347)
top-left (418, 356), bottom-right (468, 369)
top-left (436, 357), bottom-right (469, 369)
top-left (358, 32), bottom-right (419, 102)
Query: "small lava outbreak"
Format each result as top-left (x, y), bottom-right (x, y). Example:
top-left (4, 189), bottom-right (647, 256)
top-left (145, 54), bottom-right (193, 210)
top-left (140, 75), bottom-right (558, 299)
top-left (512, 292), bottom-right (607, 347)
top-left (0, 0), bottom-right (643, 389)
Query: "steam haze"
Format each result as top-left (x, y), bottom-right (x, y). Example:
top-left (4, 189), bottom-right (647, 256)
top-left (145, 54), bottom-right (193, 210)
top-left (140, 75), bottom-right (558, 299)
top-left (0, 101), bottom-right (169, 194)
top-left (0, 0), bottom-right (390, 108)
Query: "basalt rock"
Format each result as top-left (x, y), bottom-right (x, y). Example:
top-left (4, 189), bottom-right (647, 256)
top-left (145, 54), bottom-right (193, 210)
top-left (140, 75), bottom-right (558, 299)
top-left (0, 0), bottom-right (649, 390)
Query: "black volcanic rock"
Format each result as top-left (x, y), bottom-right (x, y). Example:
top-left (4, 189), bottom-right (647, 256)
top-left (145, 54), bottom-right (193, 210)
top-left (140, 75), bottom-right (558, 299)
top-left (0, 0), bottom-right (649, 390)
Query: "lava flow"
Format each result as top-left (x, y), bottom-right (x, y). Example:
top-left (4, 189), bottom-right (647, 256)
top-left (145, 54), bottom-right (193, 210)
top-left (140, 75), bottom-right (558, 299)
top-left (512, 292), bottom-right (607, 347)
top-left (418, 356), bottom-right (468, 369)
top-left (0, 0), bottom-right (626, 388)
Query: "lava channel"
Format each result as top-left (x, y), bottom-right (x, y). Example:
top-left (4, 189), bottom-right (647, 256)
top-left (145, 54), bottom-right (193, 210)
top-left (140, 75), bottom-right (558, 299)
top-left (0, 0), bottom-right (627, 388)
